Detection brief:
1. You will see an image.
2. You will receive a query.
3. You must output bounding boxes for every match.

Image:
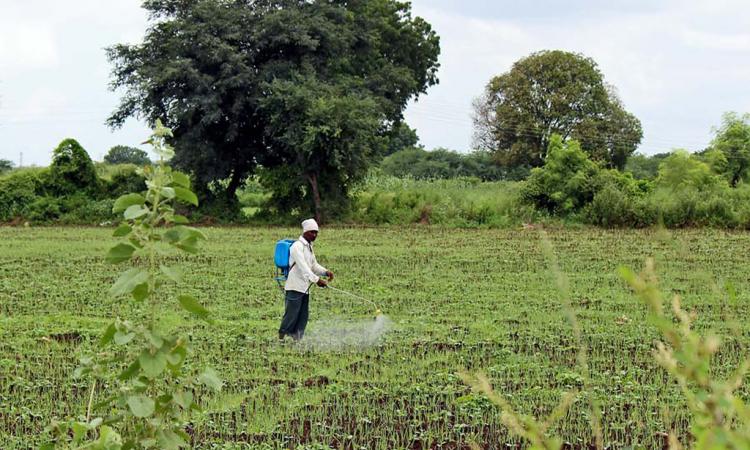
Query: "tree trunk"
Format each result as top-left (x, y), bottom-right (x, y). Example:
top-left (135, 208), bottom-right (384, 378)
top-left (226, 169), bottom-right (244, 200)
top-left (307, 172), bottom-right (322, 224)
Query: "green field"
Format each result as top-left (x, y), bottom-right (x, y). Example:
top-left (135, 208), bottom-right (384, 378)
top-left (2, 226), bottom-right (749, 448)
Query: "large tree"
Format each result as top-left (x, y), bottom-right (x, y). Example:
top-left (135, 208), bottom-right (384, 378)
top-left (107, 0), bottom-right (440, 221)
top-left (104, 145), bottom-right (151, 165)
top-left (473, 50), bottom-right (642, 171)
top-left (708, 112), bottom-right (750, 187)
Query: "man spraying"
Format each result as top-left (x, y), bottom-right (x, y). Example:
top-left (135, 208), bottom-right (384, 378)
top-left (279, 218), bottom-right (334, 341)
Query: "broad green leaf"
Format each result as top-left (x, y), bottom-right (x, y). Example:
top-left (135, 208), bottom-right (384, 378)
top-left (175, 236), bottom-right (199, 254)
top-left (72, 421), bottom-right (88, 442)
top-left (171, 172), bottom-right (190, 188)
top-left (123, 205), bottom-right (149, 220)
top-left (110, 268), bottom-right (149, 297)
top-left (95, 426), bottom-right (123, 447)
top-left (163, 229), bottom-right (181, 243)
top-left (127, 395), bottom-right (155, 418)
top-left (178, 295), bottom-right (210, 321)
top-left (99, 322), bottom-right (117, 347)
top-left (114, 330), bottom-right (136, 345)
top-left (139, 350), bottom-right (167, 379)
top-left (173, 214), bottom-right (189, 224)
top-left (113, 223), bottom-right (132, 237)
top-left (160, 265), bottom-right (182, 283)
top-left (183, 226), bottom-right (207, 240)
top-left (132, 282), bottom-right (149, 302)
top-left (144, 330), bottom-right (163, 349)
top-left (118, 360), bottom-right (140, 381)
top-left (173, 391), bottom-right (193, 410)
top-left (160, 186), bottom-right (176, 199)
top-left (106, 243), bottom-right (136, 264)
top-left (113, 193), bottom-right (145, 213)
top-left (166, 345), bottom-right (187, 367)
top-left (198, 367), bottom-right (223, 392)
top-left (156, 429), bottom-right (188, 450)
top-left (173, 187), bottom-right (198, 206)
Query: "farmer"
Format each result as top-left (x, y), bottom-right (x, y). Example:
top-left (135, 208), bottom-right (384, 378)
top-left (279, 218), bottom-right (334, 341)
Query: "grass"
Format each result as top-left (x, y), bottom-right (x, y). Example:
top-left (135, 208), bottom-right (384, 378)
top-left (2, 226), bottom-right (750, 448)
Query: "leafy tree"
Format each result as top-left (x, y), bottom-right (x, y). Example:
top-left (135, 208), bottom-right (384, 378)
top-left (473, 50), bottom-right (642, 170)
top-left (708, 112), bottom-right (750, 186)
top-left (104, 145), bottom-right (151, 165)
top-left (383, 123), bottom-right (421, 157)
top-left (625, 152), bottom-right (670, 180)
top-left (0, 159), bottom-right (13, 174)
top-left (47, 138), bottom-right (100, 196)
top-left (107, 0), bottom-right (440, 221)
top-left (656, 150), bottom-right (726, 191)
top-left (381, 147), bottom-right (504, 180)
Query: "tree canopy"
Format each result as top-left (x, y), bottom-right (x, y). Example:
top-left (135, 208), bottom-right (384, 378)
top-left (708, 112), bottom-right (750, 186)
top-left (104, 145), bottom-right (151, 165)
top-left (0, 159), bottom-right (13, 174)
top-left (473, 50), bottom-right (642, 171)
top-left (107, 0), bottom-right (440, 221)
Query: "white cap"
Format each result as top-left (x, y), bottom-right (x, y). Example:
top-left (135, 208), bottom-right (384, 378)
top-left (302, 218), bottom-right (319, 232)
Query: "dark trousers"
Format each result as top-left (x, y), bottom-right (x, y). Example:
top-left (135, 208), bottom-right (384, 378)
top-left (279, 290), bottom-right (309, 339)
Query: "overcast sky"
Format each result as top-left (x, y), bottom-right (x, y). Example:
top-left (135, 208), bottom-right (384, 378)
top-left (1, 0), bottom-right (749, 166)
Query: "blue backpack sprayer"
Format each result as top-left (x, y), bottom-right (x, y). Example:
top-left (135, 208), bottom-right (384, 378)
top-left (273, 239), bottom-right (382, 317)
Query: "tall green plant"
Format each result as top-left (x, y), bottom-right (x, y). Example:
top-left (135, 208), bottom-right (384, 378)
top-left (43, 120), bottom-right (221, 449)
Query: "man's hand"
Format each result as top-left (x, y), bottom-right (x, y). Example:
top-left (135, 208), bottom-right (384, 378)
top-left (325, 270), bottom-right (334, 281)
top-left (316, 278), bottom-right (328, 287)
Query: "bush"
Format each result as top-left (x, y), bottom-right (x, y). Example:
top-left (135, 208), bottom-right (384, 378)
top-left (23, 196), bottom-right (63, 222)
top-left (105, 165), bottom-right (147, 198)
top-left (47, 138), bottom-right (101, 197)
top-left (521, 135), bottom-right (601, 213)
top-left (0, 168), bottom-right (47, 222)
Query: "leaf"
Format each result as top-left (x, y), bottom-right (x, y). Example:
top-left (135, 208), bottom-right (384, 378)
top-left (127, 395), bottom-right (155, 418)
top-left (173, 187), bottom-right (198, 206)
top-left (171, 172), bottom-right (191, 188)
top-left (106, 243), bottom-right (136, 264)
top-left (144, 330), bottom-right (164, 349)
top-left (132, 282), bottom-right (149, 302)
top-left (123, 205), bottom-right (149, 220)
top-left (114, 330), bottom-right (136, 345)
top-left (110, 268), bottom-right (149, 297)
top-left (160, 265), bottom-right (183, 283)
top-left (178, 295), bottom-right (210, 321)
top-left (173, 215), bottom-right (189, 224)
top-left (175, 236), bottom-right (199, 254)
top-left (113, 223), bottom-right (132, 237)
top-left (113, 193), bottom-right (145, 213)
top-left (160, 186), bottom-right (176, 199)
top-left (99, 322), bottom-right (117, 347)
top-left (166, 345), bottom-right (187, 367)
top-left (198, 368), bottom-right (223, 392)
top-left (139, 350), bottom-right (167, 379)
top-left (173, 391), bottom-right (193, 410)
top-left (157, 429), bottom-right (188, 450)
top-left (118, 360), bottom-right (140, 381)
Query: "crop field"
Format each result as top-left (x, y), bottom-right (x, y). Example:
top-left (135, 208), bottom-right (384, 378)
top-left (2, 226), bottom-right (750, 448)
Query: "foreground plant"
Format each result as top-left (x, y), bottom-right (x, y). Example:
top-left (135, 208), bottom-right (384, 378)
top-left (621, 259), bottom-right (750, 449)
top-left (43, 120), bottom-right (220, 449)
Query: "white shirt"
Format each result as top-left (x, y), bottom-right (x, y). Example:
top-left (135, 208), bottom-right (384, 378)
top-left (285, 236), bottom-right (328, 292)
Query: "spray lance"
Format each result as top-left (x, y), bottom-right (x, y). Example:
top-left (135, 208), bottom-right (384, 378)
top-left (322, 284), bottom-right (383, 318)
